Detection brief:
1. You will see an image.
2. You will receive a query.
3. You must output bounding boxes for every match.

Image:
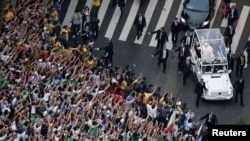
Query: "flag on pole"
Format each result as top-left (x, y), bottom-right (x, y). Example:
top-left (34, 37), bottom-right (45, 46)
top-left (195, 120), bottom-right (206, 141)
top-left (164, 109), bottom-right (177, 133)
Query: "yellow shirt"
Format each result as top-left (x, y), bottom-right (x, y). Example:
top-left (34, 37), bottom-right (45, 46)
top-left (120, 80), bottom-right (127, 90)
top-left (143, 92), bottom-right (153, 104)
top-left (60, 28), bottom-right (70, 39)
top-left (5, 11), bottom-right (14, 21)
top-left (92, 0), bottom-right (100, 6)
top-left (50, 10), bottom-right (58, 21)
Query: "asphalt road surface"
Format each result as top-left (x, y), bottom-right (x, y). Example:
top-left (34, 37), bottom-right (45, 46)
top-left (61, 0), bottom-right (250, 124)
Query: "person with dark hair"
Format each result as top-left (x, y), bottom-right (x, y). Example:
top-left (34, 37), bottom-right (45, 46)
top-left (245, 40), bottom-right (250, 64)
top-left (194, 79), bottom-right (207, 108)
top-left (234, 77), bottom-right (245, 107)
top-left (94, 38), bottom-right (114, 67)
top-left (200, 112), bottom-right (219, 127)
top-left (151, 46), bottom-right (169, 73)
top-left (118, 0), bottom-right (127, 19)
top-left (148, 27), bottom-right (169, 50)
top-left (134, 12), bottom-right (146, 40)
top-left (235, 53), bottom-right (245, 77)
top-left (171, 18), bottom-right (180, 46)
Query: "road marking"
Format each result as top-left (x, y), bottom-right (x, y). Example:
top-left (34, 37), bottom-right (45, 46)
top-left (220, 3), bottom-right (236, 27)
top-left (149, 0), bottom-right (174, 48)
top-left (62, 0), bottom-right (78, 26)
top-left (164, 0), bottom-right (185, 50)
top-left (119, 0), bottom-right (140, 41)
top-left (209, 0), bottom-right (222, 28)
top-left (98, 0), bottom-right (110, 27)
top-left (86, 0), bottom-right (92, 9)
top-left (134, 0), bottom-right (158, 44)
top-left (231, 6), bottom-right (250, 53)
top-left (104, 6), bottom-right (120, 38)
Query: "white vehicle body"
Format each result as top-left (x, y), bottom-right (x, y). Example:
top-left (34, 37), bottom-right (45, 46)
top-left (189, 29), bottom-right (233, 100)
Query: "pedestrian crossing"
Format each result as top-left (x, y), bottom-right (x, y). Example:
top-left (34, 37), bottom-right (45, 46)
top-left (62, 0), bottom-right (250, 52)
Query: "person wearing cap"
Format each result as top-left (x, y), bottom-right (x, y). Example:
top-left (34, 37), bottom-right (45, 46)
top-left (151, 46), bottom-right (169, 73)
top-left (194, 79), bottom-right (207, 108)
top-left (148, 27), bottom-right (169, 50)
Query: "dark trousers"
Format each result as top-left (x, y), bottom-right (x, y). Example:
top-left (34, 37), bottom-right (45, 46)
top-left (247, 51), bottom-right (250, 64)
top-left (105, 55), bottom-right (113, 66)
top-left (178, 57), bottom-right (185, 71)
top-left (196, 94), bottom-right (202, 106)
top-left (136, 26), bottom-right (143, 37)
top-left (226, 35), bottom-right (233, 46)
top-left (172, 32), bottom-right (179, 44)
top-left (72, 23), bottom-right (80, 36)
top-left (236, 65), bottom-right (244, 76)
top-left (156, 40), bottom-right (165, 50)
top-left (235, 90), bottom-right (243, 104)
top-left (183, 72), bottom-right (190, 85)
top-left (158, 58), bottom-right (167, 72)
top-left (91, 5), bottom-right (100, 19)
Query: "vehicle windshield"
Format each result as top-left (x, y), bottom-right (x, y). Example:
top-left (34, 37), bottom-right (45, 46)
top-left (185, 0), bottom-right (209, 12)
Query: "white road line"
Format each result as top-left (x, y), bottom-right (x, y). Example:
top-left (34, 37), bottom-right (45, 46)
top-left (119, 0), bottom-right (140, 41)
top-left (231, 6), bottom-right (250, 53)
top-left (86, 0), bottom-right (92, 9)
top-left (209, 0), bottom-right (222, 28)
top-left (163, 0), bottom-right (184, 50)
top-left (149, 0), bottom-right (174, 48)
top-left (134, 0), bottom-right (158, 44)
top-left (248, 34), bottom-right (250, 41)
top-left (104, 6), bottom-right (120, 38)
top-left (98, 0), bottom-right (110, 27)
top-left (62, 0), bottom-right (78, 26)
top-left (220, 3), bottom-right (236, 27)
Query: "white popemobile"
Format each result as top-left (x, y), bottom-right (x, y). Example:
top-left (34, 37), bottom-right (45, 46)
top-left (189, 28), bottom-right (233, 100)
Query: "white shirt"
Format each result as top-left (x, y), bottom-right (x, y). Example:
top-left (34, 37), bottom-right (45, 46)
top-left (162, 49), bottom-right (167, 59)
top-left (43, 92), bottom-right (50, 102)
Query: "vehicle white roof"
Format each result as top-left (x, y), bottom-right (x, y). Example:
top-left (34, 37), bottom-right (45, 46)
top-left (194, 28), bottom-right (227, 65)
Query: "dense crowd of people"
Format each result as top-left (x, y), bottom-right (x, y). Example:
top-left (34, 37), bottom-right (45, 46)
top-left (0, 0), bottom-right (220, 141)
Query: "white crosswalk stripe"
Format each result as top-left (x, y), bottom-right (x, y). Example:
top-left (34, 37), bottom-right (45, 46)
top-left (104, 6), bottom-right (120, 39)
top-left (231, 6), bottom-right (250, 53)
top-left (119, 0), bottom-right (140, 41)
top-left (209, 0), bottom-right (222, 28)
top-left (134, 0), bottom-right (158, 45)
top-left (149, 0), bottom-right (174, 48)
top-left (62, 0), bottom-right (250, 53)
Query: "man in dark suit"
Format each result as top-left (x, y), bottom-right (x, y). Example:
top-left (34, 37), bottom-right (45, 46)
top-left (234, 77), bottom-right (245, 107)
top-left (236, 53), bottom-right (245, 77)
top-left (118, 0), bottom-right (126, 19)
top-left (171, 18), bottom-right (180, 46)
top-left (148, 27), bottom-right (168, 50)
top-left (182, 56), bottom-right (195, 86)
top-left (180, 32), bottom-right (192, 49)
top-left (245, 40), bottom-right (250, 64)
top-left (151, 47), bottom-right (169, 73)
top-left (227, 52), bottom-right (235, 77)
top-left (200, 112), bottom-right (219, 127)
top-left (94, 38), bottom-right (114, 67)
top-left (226, 4), bottom-right (238, 26)
top-left (134, 12), bottom-right (146, 40)
top-left (224, 23), bottom-right (235, 47)
top-left (194, 79), bottom-right (207, 108)
top-left (174, 43), bottom-right (190, 72)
